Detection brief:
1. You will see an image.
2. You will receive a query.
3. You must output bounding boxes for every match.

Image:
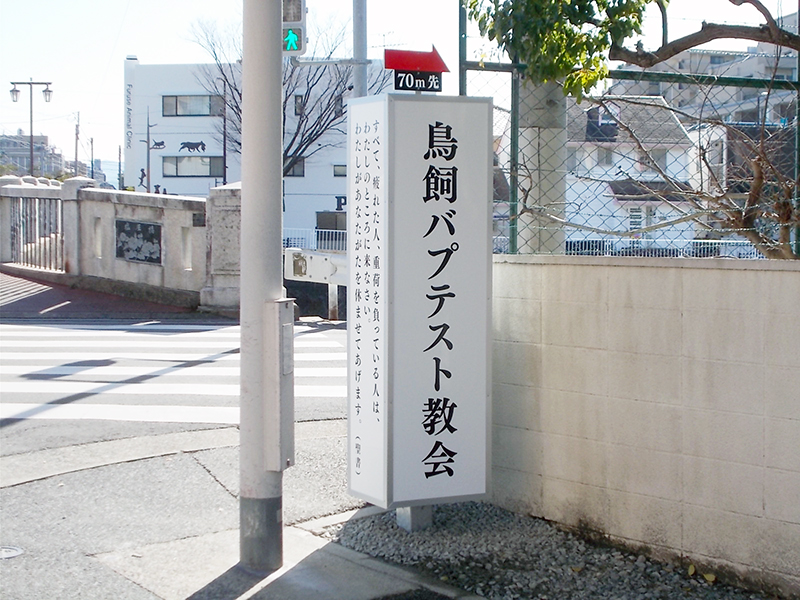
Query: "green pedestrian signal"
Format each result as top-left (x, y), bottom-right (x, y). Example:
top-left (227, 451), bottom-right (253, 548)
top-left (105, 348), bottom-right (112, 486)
top-left (284, 28), bottom-right (301, 52)
top-left (282, 0), bottom-right (306, 56)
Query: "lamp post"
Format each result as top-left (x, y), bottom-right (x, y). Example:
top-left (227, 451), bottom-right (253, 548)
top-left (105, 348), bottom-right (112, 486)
top-left (9, 80), bottom-right (53, 176)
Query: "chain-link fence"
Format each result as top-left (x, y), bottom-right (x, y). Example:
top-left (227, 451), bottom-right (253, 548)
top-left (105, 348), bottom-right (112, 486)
top-left (466, 65), bottom-right (799, 259)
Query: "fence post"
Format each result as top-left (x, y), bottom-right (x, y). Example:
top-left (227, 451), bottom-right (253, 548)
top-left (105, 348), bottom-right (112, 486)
top-left (0, 176), bottom-right (23, 263)
top-left (59, 177), bottom-right (95, 275)
top-left (516, 82), bottom-right (566, 254)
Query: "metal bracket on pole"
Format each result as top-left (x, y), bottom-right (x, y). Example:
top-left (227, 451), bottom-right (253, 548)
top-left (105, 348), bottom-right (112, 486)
top-left (264, 298), bottom-right (296, 472)
top-left (290, 57), bottom-right (372, 68)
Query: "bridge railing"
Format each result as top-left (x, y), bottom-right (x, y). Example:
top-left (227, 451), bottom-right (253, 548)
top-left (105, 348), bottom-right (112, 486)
top-left (1, 176), bottom-right (208, 308)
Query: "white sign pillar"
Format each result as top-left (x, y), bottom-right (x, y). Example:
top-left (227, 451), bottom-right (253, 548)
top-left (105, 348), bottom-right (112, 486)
top-left (347, 94), bottom-right (492, 510)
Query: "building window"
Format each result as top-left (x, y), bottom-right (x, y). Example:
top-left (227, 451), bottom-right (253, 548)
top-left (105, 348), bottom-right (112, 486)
top-left (285, 157), bottom-right (305, 177)
top-left (640, 148), bottom-right (668, 172)
top-left (163, 156), bottom-right (224, 177)
top-left (597, 147), bottom-right (614, 167)
top-left (163, 95), bottom-right (224, 117)
top-left (294, 94), bottom-right (304, 116)
top-left (333, 164), bottom-right (347, 177)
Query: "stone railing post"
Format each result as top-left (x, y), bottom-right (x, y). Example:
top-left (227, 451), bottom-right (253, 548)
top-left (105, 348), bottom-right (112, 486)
top-left (59, 176), bottom-right (96, 275)
top-left (200, 182), bottom-right (242, 310)
top-left (0, 176), bottom-right (24, 263)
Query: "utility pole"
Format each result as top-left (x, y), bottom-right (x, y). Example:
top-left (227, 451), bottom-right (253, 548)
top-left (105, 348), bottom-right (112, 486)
top-left (90, 138), bottom-right (94, 179)
top-left (74, 112), bottom-right (79, 176)
top-left (146, 110), bottom-right (151, 192)
top-left (139, 109), bottom-right (155, 192)
top-left (352, 0), bottom-right (367, 97)
top-left (239, 0), bottom-right (293, 574)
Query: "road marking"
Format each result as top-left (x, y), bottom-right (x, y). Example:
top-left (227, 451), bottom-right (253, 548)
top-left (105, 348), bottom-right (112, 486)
top-left (0, 339), bottom-right (339, 349)
top-left (0, 352), bottom-right (347, 361)
top-left (0, 402), bottom-right (240, 424)
top-left (0, 365), bottom-right (346, 377)
top-left (0, 381), bottom-right (346, 397)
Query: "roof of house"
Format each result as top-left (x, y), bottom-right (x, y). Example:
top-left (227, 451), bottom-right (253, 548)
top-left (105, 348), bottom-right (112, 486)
top-left (567, 96), bottom-right (691, 146)
top-left (607, 178), bottom-right (695, 203)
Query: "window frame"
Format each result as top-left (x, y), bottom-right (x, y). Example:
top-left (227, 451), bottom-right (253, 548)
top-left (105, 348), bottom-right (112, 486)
top-left (162, 156), bottom-right (225, 177)
top-left (285, 156), bottom-right (305, 177)
top-left (162, 95), bottom-right (224, 117)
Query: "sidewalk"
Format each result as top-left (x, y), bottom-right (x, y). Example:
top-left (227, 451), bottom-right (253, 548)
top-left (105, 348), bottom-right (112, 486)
top-left (0, 271), bottom-right (477, 600)
top-left (1, 425), bottom-right (477, 600)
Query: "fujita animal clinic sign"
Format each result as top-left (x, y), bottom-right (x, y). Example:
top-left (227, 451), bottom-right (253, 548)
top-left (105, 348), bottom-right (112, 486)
top-left (347, 94), bottom-right (492, 508)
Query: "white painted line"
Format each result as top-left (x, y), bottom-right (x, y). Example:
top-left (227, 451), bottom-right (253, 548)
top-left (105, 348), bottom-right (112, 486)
top-left (0, 402), bottom-right (239, 424)
top-left (295, 385), bottom-right (347, 397)
top-left (0, 365), bottom-right (346, 378)
top-left (39, 301), bottom-right (71, 314)
top-left (0, 381), bottom-right (240, 396)
top-left (0, 352), bottom-right (242, 362)
top-left (0, 329), bottom-right (240, 338)
top-left (0, 324), bottom-right (240, 332)
top-left (294, 367), bottom-right (347, 377)
top-left (0, 340), bottom-right (240, 349)
top-left (294, 353), bottom-right (347, 361)
top-left (0, 365), bottom-right (242, 377)
top-left (0, 381), bottom-right (346, 397)
top-left (0, 352), bottom-right (345, 362)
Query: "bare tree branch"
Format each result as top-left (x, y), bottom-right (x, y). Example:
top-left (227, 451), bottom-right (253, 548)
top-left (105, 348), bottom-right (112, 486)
top-left (192, 20), bottom-right (391, 177)
top-left (609, 23), bottom-right (800, 68)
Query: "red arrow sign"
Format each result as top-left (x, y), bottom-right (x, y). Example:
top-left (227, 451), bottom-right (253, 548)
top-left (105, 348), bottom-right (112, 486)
top-left (384, 46), bottom-right (449, 73)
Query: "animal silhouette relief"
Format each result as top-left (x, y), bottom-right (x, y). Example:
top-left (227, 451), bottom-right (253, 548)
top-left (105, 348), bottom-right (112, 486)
top-left (179, 141), bottom-right (206, 152)
top-left (151, 141), bottom-right (165, 149)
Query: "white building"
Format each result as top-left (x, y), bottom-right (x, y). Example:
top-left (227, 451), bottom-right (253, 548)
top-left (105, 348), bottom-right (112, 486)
top-left (492, 95), bottom-right (699, 255)
top-left (124, 57), bottom-right (239, 197)
top-left (563, 96), bottom-right (697, 254)
top-left (123, 56), bottom-right (385, 236)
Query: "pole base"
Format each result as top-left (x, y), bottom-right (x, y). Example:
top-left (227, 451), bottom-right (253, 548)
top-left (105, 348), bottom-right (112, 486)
top-left (240, 496), bottom-right (283, 574)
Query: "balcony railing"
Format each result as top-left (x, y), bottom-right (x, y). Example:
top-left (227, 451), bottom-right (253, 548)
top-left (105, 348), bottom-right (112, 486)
top-left (283, 228), bottom-right (346, 252)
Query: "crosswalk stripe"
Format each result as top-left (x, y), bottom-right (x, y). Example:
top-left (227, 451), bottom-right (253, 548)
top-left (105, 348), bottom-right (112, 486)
top-left (0, 365), bottom-right (346, 377)
top-left (0, 324), bottom-right (240, 332)
top-left (0, 352), bottom-right (346, 361)
top-left (0, 339), bottom-right (339, 349)
top-left (0, 329), bottom-right (240, 338)
top-left (0, 403), bottom-right (239, 424)
top-left (0, 321), bottom-right (347, 424)
top-left (0, 381), bottom-right (347, 397)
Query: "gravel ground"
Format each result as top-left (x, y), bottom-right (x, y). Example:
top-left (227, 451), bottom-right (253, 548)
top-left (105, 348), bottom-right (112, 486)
top-left (326, 502), bottom-right (777, 600)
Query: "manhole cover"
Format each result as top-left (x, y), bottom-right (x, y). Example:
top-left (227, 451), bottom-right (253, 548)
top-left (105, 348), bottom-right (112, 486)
top-left (1, 546), bottom-right (24, 559)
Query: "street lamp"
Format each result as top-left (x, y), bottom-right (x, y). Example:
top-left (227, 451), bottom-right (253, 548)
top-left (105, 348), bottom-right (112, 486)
top-left (9, 80), bottom-right (53, 176)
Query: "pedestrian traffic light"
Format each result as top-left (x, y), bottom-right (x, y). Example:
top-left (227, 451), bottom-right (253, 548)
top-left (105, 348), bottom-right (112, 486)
top-left (282, 0), bottom-right (306, 56)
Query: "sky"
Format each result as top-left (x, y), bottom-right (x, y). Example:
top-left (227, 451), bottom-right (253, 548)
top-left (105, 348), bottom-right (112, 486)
top-left (0, 0), bottom-right (794, 169)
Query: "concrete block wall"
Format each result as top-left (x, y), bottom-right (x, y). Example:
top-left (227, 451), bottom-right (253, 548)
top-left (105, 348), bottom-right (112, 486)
top-left (491, 254), bottom-right (800, 597)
